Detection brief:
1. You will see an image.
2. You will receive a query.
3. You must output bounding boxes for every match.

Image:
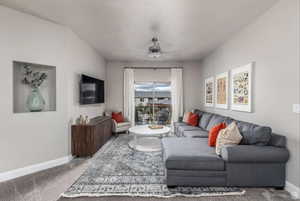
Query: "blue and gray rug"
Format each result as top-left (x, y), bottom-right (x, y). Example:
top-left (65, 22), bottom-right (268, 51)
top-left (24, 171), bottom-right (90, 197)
top-left (62, 135), bottom-right (245, 198)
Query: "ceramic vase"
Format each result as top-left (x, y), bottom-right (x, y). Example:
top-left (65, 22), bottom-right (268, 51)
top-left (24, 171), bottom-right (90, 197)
top-left (26, 88), bottom-right (45, 112)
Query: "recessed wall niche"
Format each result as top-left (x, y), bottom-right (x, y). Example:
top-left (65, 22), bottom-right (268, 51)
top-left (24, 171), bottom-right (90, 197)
top-left (13, 61), bottom-right (56, 113)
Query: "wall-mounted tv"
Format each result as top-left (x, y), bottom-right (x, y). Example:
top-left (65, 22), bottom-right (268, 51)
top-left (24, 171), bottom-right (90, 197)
top-left (80, 74), bottom-right (104, 104)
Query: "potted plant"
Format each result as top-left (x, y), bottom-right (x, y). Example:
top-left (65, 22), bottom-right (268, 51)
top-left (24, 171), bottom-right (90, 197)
top-left (22, 65), bottom-right (47, 112)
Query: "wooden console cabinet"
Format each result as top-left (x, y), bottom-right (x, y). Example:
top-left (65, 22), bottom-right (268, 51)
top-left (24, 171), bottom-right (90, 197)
top-left (71, 116), bottom-right (112, 157)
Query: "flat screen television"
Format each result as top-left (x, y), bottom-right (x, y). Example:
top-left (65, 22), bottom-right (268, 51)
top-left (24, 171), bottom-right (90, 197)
top-left (80, 74), bottom-right (104, 104)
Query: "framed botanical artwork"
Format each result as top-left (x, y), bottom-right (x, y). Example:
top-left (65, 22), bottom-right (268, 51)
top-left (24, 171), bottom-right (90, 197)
top-left (231, 63), bottom-right (253, 112)
top-left (215, 72), bottom-right (229, 109)
top-left (204, 77), bottom-right (214, 107)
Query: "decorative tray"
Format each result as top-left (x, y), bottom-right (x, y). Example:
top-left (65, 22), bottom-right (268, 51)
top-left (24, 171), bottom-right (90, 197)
top-left (148, 125), bottom-right (164, 129)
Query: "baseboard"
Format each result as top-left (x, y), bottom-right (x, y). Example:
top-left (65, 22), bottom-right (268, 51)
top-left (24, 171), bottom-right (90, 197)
top-left (285, 181), bottom-right (300, 199)
top-left (0, 155), bottom-right (73, 183)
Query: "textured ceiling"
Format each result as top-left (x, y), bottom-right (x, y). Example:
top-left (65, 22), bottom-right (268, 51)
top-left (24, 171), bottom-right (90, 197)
top-left (0, 0), bottom-right (278, 61)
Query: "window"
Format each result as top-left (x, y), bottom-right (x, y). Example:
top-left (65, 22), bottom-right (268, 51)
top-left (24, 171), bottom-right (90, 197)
top-left (135, 82), bottom-right (171, 125)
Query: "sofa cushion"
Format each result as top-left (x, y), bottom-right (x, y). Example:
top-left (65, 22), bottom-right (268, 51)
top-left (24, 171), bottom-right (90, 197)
top-left (236, 121), bottom-right (272, 146)
top-left (178, 126), bottom-right (202, 132)
top-left (174, 122), bottom-right (188, 127)
top-left (225, 117), bottom-right (235, 125)
top-left (206, 115), bottom-right (227, 131)
top-left (162, 138), bottom-right (225, 171)
top-left (177, 126), bottom-right (202, 136)
top-left (117, 122), bottom-right (131, 128)
top-left (192, 109), bottom-right (204, 117)
top-left (174, 122), bottom-right (188, 136)
top-left (198, 112), bottom-right (213, 129)
top-left (183, 129), bottom-right (209, 138)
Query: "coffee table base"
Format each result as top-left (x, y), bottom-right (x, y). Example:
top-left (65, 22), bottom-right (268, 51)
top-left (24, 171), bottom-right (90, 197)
top-left (128, 137), bottom-right (162, 152)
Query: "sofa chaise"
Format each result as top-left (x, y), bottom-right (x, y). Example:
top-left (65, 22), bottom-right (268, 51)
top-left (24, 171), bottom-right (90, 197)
top-left (162, 110), bottom-right (289, 188)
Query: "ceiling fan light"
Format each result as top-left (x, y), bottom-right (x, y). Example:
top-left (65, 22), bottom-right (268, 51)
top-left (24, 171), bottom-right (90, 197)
top-left (148, 52), bottom-right (161, 58)
top-left (147, 37), bottom-right (162, 58)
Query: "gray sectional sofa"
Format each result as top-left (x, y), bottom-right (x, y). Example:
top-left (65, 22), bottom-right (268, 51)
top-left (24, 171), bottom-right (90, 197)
top-left (162, 110), bottom-right (289, 188)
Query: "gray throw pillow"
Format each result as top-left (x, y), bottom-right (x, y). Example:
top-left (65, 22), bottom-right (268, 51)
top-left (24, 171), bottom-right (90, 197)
top-left (198, 113), bottom-right (213, 130)
top-left (236, 121), bottom-right (272, 145)
top-left (206, 115), bottom-right (226, 131)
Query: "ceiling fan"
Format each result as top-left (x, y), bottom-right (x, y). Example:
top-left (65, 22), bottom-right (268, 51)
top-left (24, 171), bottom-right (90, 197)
top-left (148, 37), bottom-right (162, 58)
top-left (111, 36), bottom-right (177, 59)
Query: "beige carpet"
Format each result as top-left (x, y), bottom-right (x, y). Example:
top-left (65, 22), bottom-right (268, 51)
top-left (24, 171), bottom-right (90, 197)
top-left (0, 158), bottom-right (296, 201)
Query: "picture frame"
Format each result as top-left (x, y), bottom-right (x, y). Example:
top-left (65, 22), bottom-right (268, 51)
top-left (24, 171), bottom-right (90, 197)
top-left (215, 72), bottom-right (229, 109)
top-left (204, 77), bottom-right (214, 107)
top-left (231, 62), bottom-right (253, 112)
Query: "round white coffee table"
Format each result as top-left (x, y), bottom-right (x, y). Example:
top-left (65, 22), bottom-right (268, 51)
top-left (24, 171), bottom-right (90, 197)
top-left (128, 125), bottom-right (170, 152)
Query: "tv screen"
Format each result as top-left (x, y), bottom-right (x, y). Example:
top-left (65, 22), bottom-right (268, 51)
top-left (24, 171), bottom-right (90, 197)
top-left (80, 74), bottom-right (104, 104)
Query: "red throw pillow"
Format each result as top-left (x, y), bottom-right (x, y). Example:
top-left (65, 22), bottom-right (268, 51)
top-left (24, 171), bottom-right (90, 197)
top-left (208, 122), bottom-right (227, 147)
top-left (112, 112), bottom-right (124, 123)
top-left (187, 113), bottom-right (199, 126)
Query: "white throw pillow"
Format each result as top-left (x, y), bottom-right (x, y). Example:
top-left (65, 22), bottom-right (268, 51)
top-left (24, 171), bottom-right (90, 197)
top-left (215, 121), bottom-right (243, 155)
top-left (182, 112), bottom-right (192, 123)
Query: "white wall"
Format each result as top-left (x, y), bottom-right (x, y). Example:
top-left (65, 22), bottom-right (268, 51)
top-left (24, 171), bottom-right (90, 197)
top-left (0, 6), bottom-right (106, 173)
top-left (134, 68), bottom-right (171, 82)
top-left (106, 61), bottom-right (201, 112)
top-left (199, 0), bottom-right (299, 188)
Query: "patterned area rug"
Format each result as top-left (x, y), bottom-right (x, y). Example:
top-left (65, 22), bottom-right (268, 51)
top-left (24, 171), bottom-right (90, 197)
top-left (62, 135), bottom-right (245, 198)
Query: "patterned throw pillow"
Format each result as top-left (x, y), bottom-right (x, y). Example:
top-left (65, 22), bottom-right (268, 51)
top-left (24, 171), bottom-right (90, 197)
top-left (215, 122), bottom-right (243, 155)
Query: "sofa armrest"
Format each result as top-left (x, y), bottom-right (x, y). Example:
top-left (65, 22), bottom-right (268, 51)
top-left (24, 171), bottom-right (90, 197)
top-left (112, 119), bottom-right (117, 132)
top-left (112, 119), bottom-right (117, 125)
top-left (220, 145), bottom-right (289, 163)
top-left (269, 133), bottom-right (286, 147)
